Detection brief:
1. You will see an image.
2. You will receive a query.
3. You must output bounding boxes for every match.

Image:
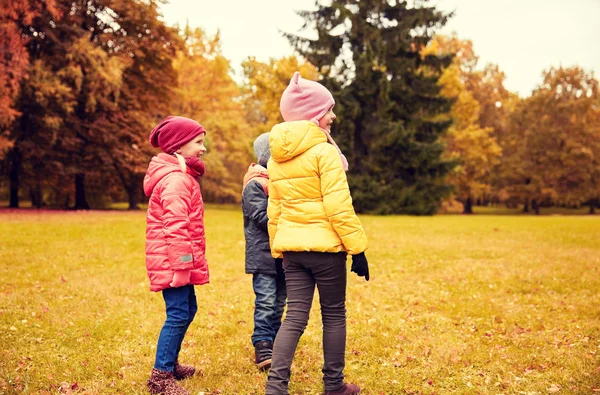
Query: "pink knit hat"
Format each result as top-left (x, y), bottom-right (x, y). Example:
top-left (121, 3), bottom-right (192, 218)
top-left (149, 116), bottom-right (206, 154)
top-left (280, 72), bottom-right (349, 171)
top-left (280, 72), bottom-right (335, 124)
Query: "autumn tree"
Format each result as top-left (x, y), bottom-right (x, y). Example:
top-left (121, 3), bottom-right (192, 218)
top-left (505, 66), bottom-right (600, 214)
top-left (0, 1), bottom-right (60, 158)
top-left (425, 35), bottom-right (502, 214)
top-left (92, 0), bottom-right (183, 209)
top-left (11, 58), bottom-right (76, 208)
top-left (171, 26), bottom-right (252, 203)
top-left (288, 0), bottom-right (455, 214)
top-left (6, 0), bottom-right (181, 209)
top-left (0, 0), bottom-right (62, 207)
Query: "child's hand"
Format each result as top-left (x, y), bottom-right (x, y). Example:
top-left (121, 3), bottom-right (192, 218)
top-left (170, 270), bottom-right (191, 288)
top-left (351, 252), bottom-right (370, 281)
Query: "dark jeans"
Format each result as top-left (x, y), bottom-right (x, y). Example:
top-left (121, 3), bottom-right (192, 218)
top-left (266, 252), bottom-right (347, 395)
top-left (252, 263), bottom-right (287, 345)
top-left (154, 284), bottom-right (198, 372)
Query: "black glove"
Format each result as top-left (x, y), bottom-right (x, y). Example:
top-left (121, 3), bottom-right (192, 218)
top-left (351, 252), bottom-right (370, 281)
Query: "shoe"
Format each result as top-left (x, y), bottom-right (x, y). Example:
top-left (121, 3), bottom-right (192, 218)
top-left (147, 368), bottom-right (190, 395)
top-left (254, 340), bottom-right (273, 371)
top-left (173, 361), bottom-right (196, 380)
top-left (323, 383), bottom-right (361, 395)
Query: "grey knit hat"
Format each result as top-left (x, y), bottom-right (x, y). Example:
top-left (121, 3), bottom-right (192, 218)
top-left (253, 132), bottom-right (271, 167)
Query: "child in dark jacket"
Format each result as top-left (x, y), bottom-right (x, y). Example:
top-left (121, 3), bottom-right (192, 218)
top-left (242, 132), bottom-right (287, 371)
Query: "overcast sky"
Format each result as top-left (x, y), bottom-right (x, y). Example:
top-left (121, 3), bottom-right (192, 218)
top-left (159, 0), bottom-right (600, 97)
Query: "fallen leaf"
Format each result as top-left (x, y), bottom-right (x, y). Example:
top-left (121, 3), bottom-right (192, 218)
top-left (548, 384), bottom-right (561, 393)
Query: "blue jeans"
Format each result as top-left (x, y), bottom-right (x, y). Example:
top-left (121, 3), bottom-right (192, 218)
top-left (154, 285), bottom-right (198, 372)
top-left (252, 269), bottom-right (287, 345)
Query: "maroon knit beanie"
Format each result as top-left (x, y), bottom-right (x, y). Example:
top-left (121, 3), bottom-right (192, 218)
top-left (149, 116), bottom-right (206, 154)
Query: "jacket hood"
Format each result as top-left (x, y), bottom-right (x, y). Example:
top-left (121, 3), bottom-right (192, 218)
top-left (243, 163), bottom-right (268, 190)
top-left (269, 121), bottom-right (327, 163)
top-left (143, 153), bottom-right (183, 196)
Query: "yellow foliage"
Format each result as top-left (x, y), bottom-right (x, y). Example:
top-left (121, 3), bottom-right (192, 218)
top-left (427, 35), bottom-right (502, 202)
top-left (506, 66), bottom-right (600, 205)
top-left (242, 55), bottom-right (319, 129)
top-left (438, 198), bottom-right (464, 214)
top-left (172, 26), bottom-right (252, 203)
top-left (66, 35), bottom-right (128, 114)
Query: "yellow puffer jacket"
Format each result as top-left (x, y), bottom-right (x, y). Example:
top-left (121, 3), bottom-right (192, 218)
top-left (267, 120), bottom-right (368, 258)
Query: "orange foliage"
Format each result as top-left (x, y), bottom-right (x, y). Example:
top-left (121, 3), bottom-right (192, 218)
top-left (0, 1), bottom-right (61, 157)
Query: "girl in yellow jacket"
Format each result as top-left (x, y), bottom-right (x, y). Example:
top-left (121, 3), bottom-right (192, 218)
top-left (265, 72), bottom-right (369, 395)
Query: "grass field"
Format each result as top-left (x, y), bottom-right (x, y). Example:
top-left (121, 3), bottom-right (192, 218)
top-left (2, 200), bottom-right (596, 216)
top-left (0, 208), bottom-right (599, 394)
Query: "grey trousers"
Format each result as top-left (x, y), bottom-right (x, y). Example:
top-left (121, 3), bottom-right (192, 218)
top-left (265, 251), bottom-right (347, 395)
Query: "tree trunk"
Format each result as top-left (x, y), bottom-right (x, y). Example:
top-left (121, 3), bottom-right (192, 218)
top-left (532, 199), bottom-right (540, 215)
top-left (73, 173), bottom-right (90, 210)
top-left (30, 171), bottom-right (44, 208)
top-left (126, 182), bottom-right (140, 210)
top-left (64, 194), bottom-right (71, 209)
top-left (523, 199), bottom-right (529, 213)
top-left (30, 184), bottom-right (42, 208)
top-left (590, 199), bottom-right (598, 215)
top-left (463, 197), bottom-right (473, 214)
top-left (8, 148), bottom-right (21, 208)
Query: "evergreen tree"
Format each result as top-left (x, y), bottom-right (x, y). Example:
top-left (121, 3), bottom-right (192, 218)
top-left (287, 0), bottom-right (455, 214)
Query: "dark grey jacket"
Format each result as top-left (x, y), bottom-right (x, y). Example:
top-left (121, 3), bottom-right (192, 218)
top-left (242, 180), bottom-right (278, 275)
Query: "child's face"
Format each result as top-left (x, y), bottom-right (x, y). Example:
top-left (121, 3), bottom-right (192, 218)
top-left (318, 106), bottom-right (336, 133)
top-left (178, 133), bottom-right (207, 158)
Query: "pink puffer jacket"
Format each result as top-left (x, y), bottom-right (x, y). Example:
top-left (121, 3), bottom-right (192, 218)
top-left (143, 153), bottom-right (209, 292)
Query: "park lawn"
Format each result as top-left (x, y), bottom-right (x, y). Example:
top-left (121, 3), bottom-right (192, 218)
top-left (0, 208), bottom-right (599, 394)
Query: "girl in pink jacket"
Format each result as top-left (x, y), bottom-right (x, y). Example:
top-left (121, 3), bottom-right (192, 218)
top-left (143, 116), bottom-right (209, 395)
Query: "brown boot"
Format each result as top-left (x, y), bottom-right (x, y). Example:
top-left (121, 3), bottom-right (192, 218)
top-left (147, 368), bottom-right (190, 395)
top-left (323, 383), bottom-right (361, 395)
top-left (173, 361), bottom-right (196, 380)
top-left (254, 340), bottom-right (273, 371)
